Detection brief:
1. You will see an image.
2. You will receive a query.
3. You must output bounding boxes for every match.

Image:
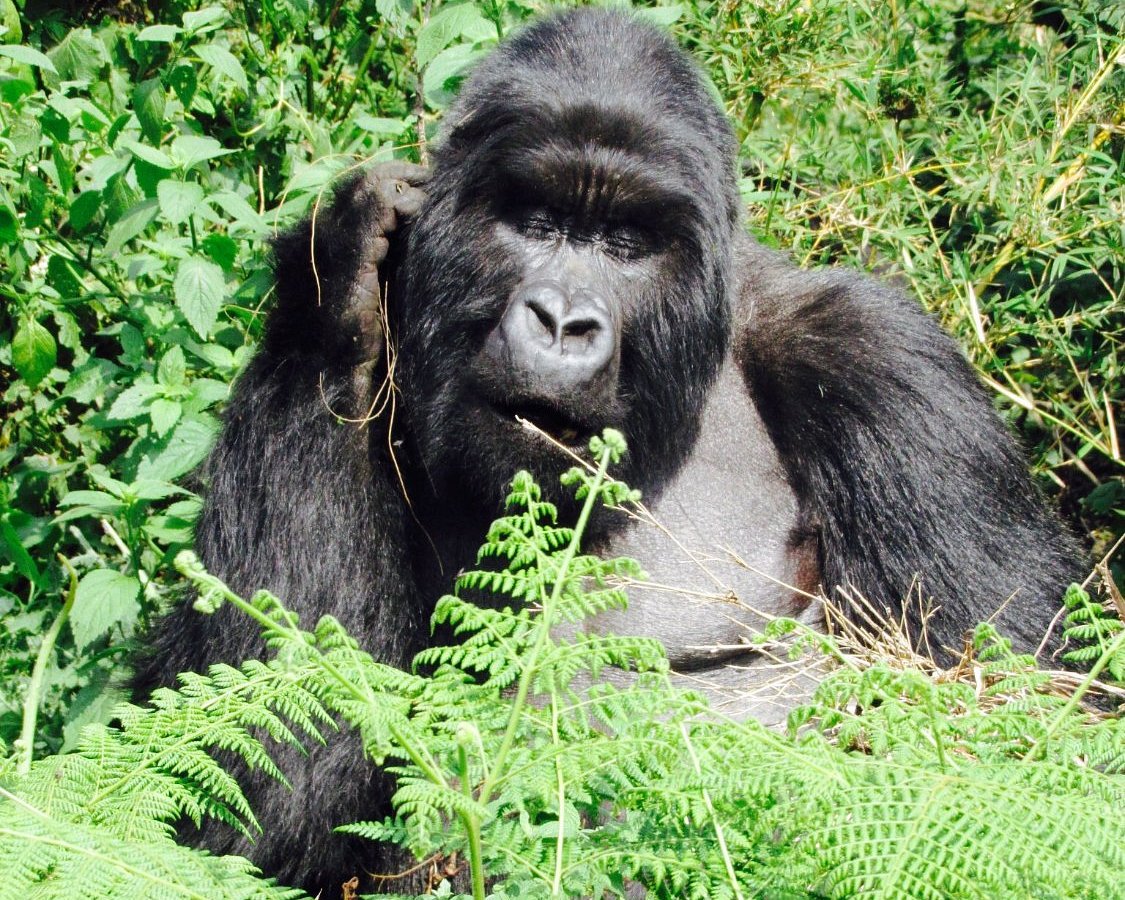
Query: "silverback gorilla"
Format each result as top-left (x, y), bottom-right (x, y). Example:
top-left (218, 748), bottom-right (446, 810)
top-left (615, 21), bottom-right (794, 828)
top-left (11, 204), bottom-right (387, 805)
top-left (138, 7), bottom-right (1082, 894)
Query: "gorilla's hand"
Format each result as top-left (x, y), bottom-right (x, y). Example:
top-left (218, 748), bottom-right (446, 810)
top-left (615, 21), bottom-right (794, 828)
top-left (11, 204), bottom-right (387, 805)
top-left (341, 161), bottom-right (429, 363)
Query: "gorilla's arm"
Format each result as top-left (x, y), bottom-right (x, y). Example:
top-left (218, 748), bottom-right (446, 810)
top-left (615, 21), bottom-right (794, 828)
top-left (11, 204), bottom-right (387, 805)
top-left (735, 238), bottom-right (1083, 658)
top-left (131, 167), bottom-right (431, 890)
top-left (137, 164), bottom-right (430, 686)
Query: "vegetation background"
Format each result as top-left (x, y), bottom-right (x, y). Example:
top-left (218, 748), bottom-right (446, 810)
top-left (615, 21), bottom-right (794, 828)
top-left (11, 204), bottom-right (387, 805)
top-left (0, 0), bottom-right (1122, 898)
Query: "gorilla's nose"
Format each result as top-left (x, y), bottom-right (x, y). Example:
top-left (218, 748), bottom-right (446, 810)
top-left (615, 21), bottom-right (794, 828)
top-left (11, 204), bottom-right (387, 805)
top-left (499, 281), bottom-right (615, 388)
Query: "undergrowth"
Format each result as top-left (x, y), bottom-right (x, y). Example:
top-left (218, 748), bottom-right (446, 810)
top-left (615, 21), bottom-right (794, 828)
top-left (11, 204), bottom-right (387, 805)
top-left (2, 431), bottom-right (1124, 899)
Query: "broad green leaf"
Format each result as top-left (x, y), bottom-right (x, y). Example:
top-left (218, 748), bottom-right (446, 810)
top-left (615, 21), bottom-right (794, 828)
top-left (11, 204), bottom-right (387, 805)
top-left (71, 569), bottom-right (141, 652)
top-left (0, 43), bottom-right (56, 72)
top-left (210, 190), bottom-right (268, 235)
top-left (136, 415), bottom-right (219, 481)
top-left (136, 24), bottom-right (180, 42)
top-left (633, 4), bottom-right (685, 26)
top-left (156, 345), bottom-right (187, 388)
top-left (133, 78), bottom-right (166, 144)
top-left (130, 480), bottom-right (187, 502)
top-left (12, 319), bottom-right (56, 387)
top-left (171, 134), bottom-right (235, 169)
top-left (103, 197), bottom-right (159, 255)
top-left (67, 190), bottom-right (101, 231)
top-left (201, 232), bottom-right (237, 270)
top-left (47, 255), bottom-right (83, 298)
top-left (196, 42), bottom-right (248, 92)
top-left (150, 398), bottom-right (182, 437)
top-left (46, 28), bottom-right (105, 84)
top-left (107, 381), bottom-right (158, 420)
top-left (121, 139), bottom-right (175, 170)
top-left (174, 257), bottom-right (225, 338)
top-left (423, 43), bottom-right (487, 111)
top-left (182, 6), bottom-right (229, 34)
top-left (415, 4), bottom-right (494, 69)
top-left (157, 179), bottom-right (204, 225)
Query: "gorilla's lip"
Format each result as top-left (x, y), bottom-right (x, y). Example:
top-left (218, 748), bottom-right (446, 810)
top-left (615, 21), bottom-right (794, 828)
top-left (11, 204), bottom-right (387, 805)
top-left (490, 399), bottom-right (597, 448)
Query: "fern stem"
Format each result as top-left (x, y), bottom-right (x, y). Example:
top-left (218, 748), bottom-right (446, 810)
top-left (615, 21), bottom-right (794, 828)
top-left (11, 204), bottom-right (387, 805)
top-left (1033, 625), bottom-right (1125, 759)
top-left (550, 698), bottom-right (566, 896)
top-left (478, 443), bottom-right (613, 808)
top-left (16, 557), bottom-right (77, 776)
top-left (458, 740), bottom-right (487, 900)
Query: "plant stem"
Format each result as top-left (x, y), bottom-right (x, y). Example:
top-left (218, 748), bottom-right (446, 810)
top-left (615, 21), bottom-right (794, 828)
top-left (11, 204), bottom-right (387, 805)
top-left (17, 558), bottom-right (78, 776)
top-left (477, 445), bottom-right (612, 806)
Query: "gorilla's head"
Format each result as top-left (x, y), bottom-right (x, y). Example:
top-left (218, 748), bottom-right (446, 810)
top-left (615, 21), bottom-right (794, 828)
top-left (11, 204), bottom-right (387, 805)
top-left (394, 9), bottom-right (740, 513)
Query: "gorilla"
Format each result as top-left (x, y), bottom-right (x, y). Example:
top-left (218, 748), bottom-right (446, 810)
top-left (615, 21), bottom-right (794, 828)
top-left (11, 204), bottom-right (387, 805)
top-left (137, 7), bottom-right (1082, 894)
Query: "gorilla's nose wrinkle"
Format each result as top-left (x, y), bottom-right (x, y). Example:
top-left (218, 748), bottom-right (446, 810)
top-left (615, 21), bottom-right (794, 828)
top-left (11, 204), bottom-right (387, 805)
top-left (499, 281), bottom-right (615, 390)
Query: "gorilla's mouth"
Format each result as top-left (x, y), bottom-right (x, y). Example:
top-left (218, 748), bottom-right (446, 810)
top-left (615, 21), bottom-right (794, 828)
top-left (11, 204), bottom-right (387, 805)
top-left (493, 400), bottom-right (596, 448)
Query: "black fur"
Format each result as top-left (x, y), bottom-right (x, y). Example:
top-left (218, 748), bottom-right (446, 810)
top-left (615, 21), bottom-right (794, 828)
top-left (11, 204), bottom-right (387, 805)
top-left (135, 8), bottom-right (1082, 894)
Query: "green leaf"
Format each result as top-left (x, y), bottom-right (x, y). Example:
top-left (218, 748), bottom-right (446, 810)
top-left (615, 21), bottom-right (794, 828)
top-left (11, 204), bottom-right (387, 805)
top-left (46, 28), bottom-right (106, 84)
top-left (133, 78), bottom-right (166, 144)
top-left (135, 24), bottom-right (180, 42)
top-left (136, 415), bottom-right (218, 481)
top-left (0, 43), bottom-right (57, 72)
top-left (103, 197), bottom-right (159, 255)
top-left (174, 257), bottom-right (225, 338)
top-left (12, 319), bottom-right (56, 388)
top-left (0, 205), bottom-right (15, 243)
top-left (71, 569), bottom-right (141, 652)
top-left (182, 6), bottom-right (229, 34)
top-left (107, 381), bottom-right (158, 420)
top-left (196, 42), bottom-right (248, 92)
top-left (68, 190), bottom-right (101, 231)
top-left (156, 345), bottom-right (187, 388)
top-left (121, 139), bottom-right (175, 170)
top-left (415, 4), bottom-right (494, 69)
top-left (47, 255), bottom-right (83, 298)
top-left (423, 43), bottom-right (487, 111)
top-left (0, 518), bottom-right (39, 583)
top-left (150, 398), bottom-right (182, 437)
top-left (201, 232), bottom-right (238, 271)
top-left (171, 134), bottom-right (235, 169)
top-left (157, 179), bottom-right (204, 225)
top-left (209, 190), bottom-right (268, 235)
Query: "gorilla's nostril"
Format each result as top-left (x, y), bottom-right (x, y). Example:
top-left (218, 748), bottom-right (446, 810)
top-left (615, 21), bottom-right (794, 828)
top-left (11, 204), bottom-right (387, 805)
top-left (562, 317), bottom-right (600, 339)
top-left (526, 298), bottom-right (559, 339)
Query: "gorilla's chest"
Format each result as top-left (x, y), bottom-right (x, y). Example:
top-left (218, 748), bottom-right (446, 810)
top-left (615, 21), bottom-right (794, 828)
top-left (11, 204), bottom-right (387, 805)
top-left (581, 359), bottom-right (824, 720)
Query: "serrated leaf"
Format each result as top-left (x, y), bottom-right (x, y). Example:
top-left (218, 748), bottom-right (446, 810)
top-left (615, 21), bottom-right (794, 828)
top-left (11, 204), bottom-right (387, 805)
top-left (46, 28), bottom-right (105, 84)
top-left (136, 415), bottom-right (219, 481)
top-left (150, 398), bottom-right (182, 437)
top-left (103, 197), bottom-right (158, 255)
top-left (156, 345), bottom-right (187, 388)
top-left (0, 43), bottom-right (57, 72)
top-left (107, 381), bottom-right (157, 420)
top-left (71, 569), bottom-right (141, 652)
top-left (133, 77), bottom-right (166, 144)
top-left (201, 232), bottom-right (237, 270)
top-left (136, 24), bottom-right (180, 42)
top-left (12, 319), bottom-right (56, 387)
top-left (174, 257), bottom-right (225, 338)
top-left (196, 42), bottom-right (248, 92)
top-left (157, 179), bottom-right (204, 225)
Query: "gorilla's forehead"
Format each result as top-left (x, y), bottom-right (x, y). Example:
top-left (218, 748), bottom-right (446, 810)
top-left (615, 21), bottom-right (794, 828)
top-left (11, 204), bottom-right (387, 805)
top-left (441, 8), bottom-right (735, 168)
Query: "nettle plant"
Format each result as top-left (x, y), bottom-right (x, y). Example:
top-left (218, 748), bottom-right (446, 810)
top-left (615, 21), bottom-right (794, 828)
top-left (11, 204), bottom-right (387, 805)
top-left (1, 432), bottom-right (1123, 900)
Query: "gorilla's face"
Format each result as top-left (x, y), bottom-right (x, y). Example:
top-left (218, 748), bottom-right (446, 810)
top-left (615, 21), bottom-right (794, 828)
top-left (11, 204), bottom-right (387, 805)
top-left (393, 12), bottom-right (740, 515)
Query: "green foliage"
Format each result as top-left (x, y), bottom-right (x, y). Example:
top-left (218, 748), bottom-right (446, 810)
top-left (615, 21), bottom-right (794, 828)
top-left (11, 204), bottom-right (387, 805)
top-left (3, 432), bottom-right (1124, 899)
top-left (2, 1), bottom-right (1124, 897)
